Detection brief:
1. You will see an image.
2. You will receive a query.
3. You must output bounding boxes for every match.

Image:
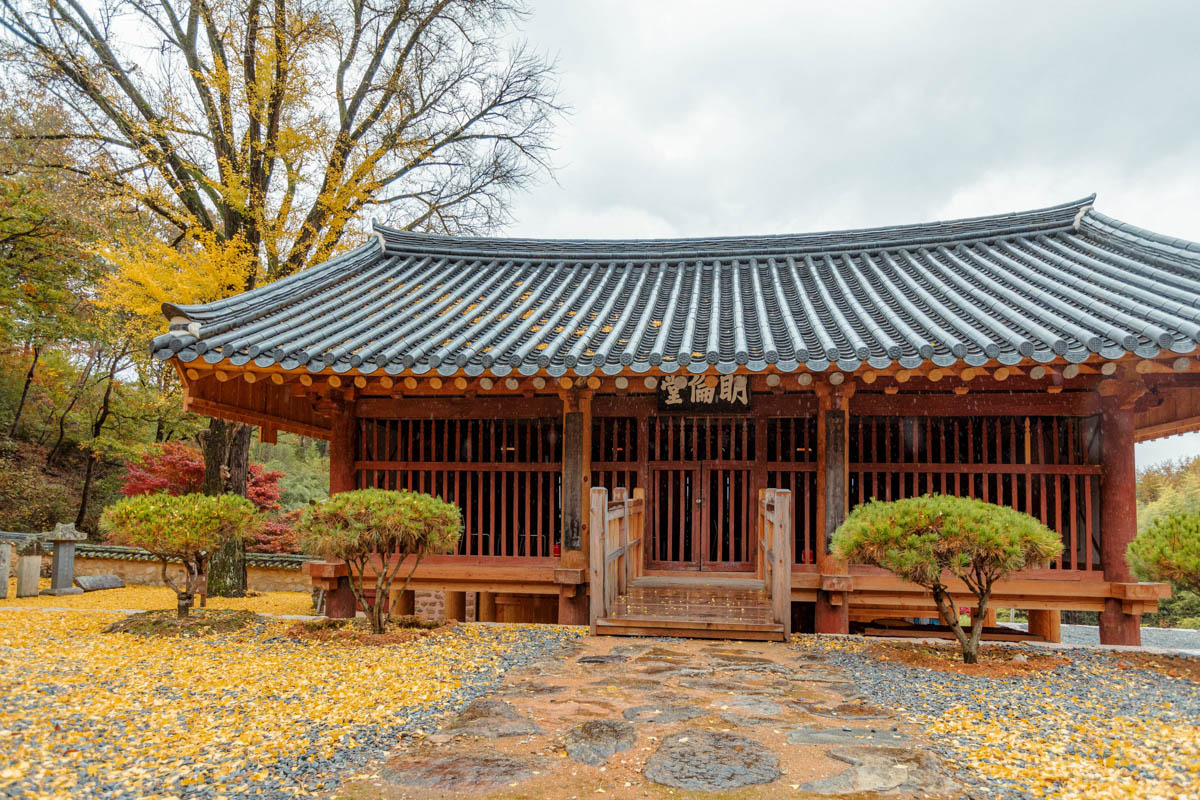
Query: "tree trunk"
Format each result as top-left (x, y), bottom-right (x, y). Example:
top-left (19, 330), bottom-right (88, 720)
top-left (75, 453), bottom-right (98, 528)
top-left (931, 584), bottom-right (976, 664)
top-left (200, 417), bottom-right (252, 597)
top-left (8, 344), bottom-right (39, 439)
top-left (75, 350), bottom-right (121, 529)
top-left (177, 590), bottom-right (193, 618)
top-left (47, 346), bottom-right (98, 466)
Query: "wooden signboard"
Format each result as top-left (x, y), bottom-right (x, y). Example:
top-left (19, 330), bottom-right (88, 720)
top-left (657, 374), bottom-right (751, 413)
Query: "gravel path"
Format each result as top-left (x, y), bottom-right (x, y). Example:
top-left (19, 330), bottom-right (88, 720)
top-left (1059, 624), bottom-right (1200, 655)
top-left (812, 638), bottom-right (1200, 800)
top-left (1001, 623), bottom-right (1200, 656)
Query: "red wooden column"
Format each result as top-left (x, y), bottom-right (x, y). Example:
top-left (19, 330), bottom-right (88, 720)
top-left (324, 399), bottom-right (359, 618)
top-left (328, 400), bottom-right (358, 494)
top-left (558, 389), bottom-right (592, 625)
top-left (1098, 394), bottom-right (1140, 646)
top-left (815, 381), bottom-right (853, 634)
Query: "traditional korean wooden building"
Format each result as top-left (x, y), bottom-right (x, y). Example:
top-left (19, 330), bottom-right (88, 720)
top-left (154, 196), bottom-right (1200, 645)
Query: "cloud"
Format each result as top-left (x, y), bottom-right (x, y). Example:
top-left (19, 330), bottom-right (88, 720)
top-left (507, 0), bottom-right (1200, 240)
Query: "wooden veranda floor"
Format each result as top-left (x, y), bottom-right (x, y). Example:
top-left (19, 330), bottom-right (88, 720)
top-left (595, 576), bottom-right (787, 641)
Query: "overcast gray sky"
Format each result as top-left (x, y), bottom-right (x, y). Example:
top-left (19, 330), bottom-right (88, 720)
top-left (503, 0), bottom-right (1200, 468)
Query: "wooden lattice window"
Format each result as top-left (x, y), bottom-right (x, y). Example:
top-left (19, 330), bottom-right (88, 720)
top-left (592, 416), bottom-right (640, 493)
top-left (355, 417), bottom-right (562, 560)
top-left (764, 416), bottom-right (819, 566)
top-left (848, 415), bottom-right (1102, 571)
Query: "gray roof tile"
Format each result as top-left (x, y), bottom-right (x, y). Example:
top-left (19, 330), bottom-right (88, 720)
top-left (155, 196), bottom-right (1200, 377)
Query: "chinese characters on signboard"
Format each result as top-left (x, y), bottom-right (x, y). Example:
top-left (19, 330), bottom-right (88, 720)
top-left (656, 374), bottom-right (750, 412)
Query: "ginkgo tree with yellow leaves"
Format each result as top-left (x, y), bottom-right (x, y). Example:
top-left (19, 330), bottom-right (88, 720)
top-left (0, 0), bottom-right (559, 596)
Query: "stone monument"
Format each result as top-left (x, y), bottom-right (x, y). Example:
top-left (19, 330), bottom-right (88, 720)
top-left (42, 523), bottom-right (86, 596)
top-left (0, 541), bottom-right (11, 600)
top-left (15, 537), bottom-right (40, 598)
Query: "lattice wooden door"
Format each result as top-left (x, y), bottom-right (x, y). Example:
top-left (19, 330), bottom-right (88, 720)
top-left (647, 415), bottom-right (756, 572)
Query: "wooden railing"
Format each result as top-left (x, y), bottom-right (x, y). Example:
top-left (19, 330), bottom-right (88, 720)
top-left (588, 486), bottom-right (646, 630)
top-left (757, 488), bottom-right (793, 637)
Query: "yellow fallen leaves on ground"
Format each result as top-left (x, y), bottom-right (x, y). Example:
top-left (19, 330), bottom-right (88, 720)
top-left (0, 608), bottom-right (557, 799)
top-left (3, 578), bottom-right (315, 615)
top-left (792, 635), bottom-right (1200, 800)
top-left (926, 701), bottom-right (1200, 800)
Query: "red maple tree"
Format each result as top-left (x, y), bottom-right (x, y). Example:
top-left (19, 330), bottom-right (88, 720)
top-left (252, 509), bottom-right (303, 554)
top-left (120, 441), bottom-right (283, 513)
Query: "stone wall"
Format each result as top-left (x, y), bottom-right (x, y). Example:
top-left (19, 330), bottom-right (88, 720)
top-left (67, 555), bottom-right (309, 592)
top-left (412, 590), bottom-right (477, 622)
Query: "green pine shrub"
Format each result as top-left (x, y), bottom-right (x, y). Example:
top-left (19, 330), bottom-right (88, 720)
top-left (296, 489), bottom-right (462, 634)
top-left (100, 493), bottom-right (262, 617)
top-left (832, 494), bottom-right (1062, 663)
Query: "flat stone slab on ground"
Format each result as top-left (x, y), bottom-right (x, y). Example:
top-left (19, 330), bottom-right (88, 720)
top-left (787, 726), bottom-right (910, 747)
top-left (441, 698), bottom-right (543, 738)
top-left (384, 754), bottom-right (556, 792)
top-left (708, 651), bottom-right (778, 665)
top-left (623, 704), bottom-right (709, 724)
top-left (715, 694), bottom-right (783, 716)
top-left (608, 643), bottom-right (652, 656)
top-left (589, 676), bottom-right (661, 690)
top-left (643, 729), bottom-right (781, 790)
top-left (563, 719), bottom-right (637, 765)
top-left (636, 664), bottom-right (711, 678)
top-left (577, 654), bottom-right (626, 664)
top-left (719, 712), bottom-right (778, 727)
top-left (795, 700), bottom-right (891, 720)
top-left (75, 574), bottom-right (125, 592)
top-left (799, 746), bottom-right (957, 796)
top-left (680, 677), bottom-right (784, 695)
top-left (792, 668), bottom-right (853, 684)
top-left (498, 681), bottom-right (566, 697)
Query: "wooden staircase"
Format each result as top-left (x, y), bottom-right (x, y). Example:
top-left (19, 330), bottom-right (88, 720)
top-left (596, 576), bottom-right (787, 641)
top-left (589, 487), bottom-right (794, 642)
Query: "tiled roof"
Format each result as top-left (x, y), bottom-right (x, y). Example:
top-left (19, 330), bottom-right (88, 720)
top-left (76, 543), bottom-right (310, 570)
top-left (153, 196), bottom-right (1200, 377)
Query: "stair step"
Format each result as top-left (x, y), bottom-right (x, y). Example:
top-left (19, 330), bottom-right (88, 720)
top-left (596, 616), bottom-right (786, 642)
top-left (597, 577), bottom-right (785, 642)
top-left (611, 600), bottom-right (774, 624)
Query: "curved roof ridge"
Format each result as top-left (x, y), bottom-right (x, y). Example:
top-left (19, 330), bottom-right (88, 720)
top-left (373, 196), bottom-right (1097, 261)
top-left (1081, 208), bottom-right (1200, 263)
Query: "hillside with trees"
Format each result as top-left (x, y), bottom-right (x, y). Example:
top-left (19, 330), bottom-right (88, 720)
top-left (0, 0), bottom-right (557, 592)
top-left (1136, 455), bottom-right (1200, 627)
